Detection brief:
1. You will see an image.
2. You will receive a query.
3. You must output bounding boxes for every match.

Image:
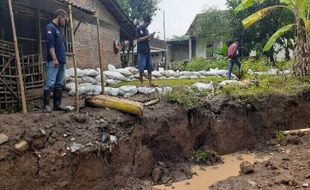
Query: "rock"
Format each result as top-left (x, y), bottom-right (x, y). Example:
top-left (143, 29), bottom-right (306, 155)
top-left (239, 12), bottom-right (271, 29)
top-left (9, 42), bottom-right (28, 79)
top-left (287, 136), bottom-right (301, 145)
top-left (101, 133), bottom-right (110, 143)
top-left (269, 139), bottom-right (279, 146)
top-left (240, 161), bottom-right (254, 174)
top-left (302, 183), bottom-right (309, 188)
top-left (15, 140), bottom-right (29, 152)
top-left (161, 176), bottom-right (172, 184)
top-left (109, 135), bottom-right (117, 144)
top-left (185, 182), bottom-right (191, 185)
top-left (0, 133), bottom-right (9, 145)
top-left (69, 143), bottom-right (84, 153)
top-left (247, 180), bottom-right (256, 187)
top-left (152, 167), bottom-right (163, 183)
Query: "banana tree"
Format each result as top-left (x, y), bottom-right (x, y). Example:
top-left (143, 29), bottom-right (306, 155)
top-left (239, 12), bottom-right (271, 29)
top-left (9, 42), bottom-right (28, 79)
top-left (235, 0), bottom-right (310, 77)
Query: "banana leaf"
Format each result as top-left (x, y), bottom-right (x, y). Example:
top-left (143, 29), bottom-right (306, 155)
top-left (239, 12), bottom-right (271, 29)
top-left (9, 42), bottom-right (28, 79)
top-left (242, 6), bottom-right (279, 28)
top-left (234, 0), bottom-right (267, 13)
top-left (263, 24), bottom-right (295, 52)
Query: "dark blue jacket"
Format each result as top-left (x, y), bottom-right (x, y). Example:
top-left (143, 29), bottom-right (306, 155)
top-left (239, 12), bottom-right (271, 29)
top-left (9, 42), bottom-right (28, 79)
top-left (136, 26), bottom-right (151, 54)
top-left (45, 22), bottom-right (67, 64)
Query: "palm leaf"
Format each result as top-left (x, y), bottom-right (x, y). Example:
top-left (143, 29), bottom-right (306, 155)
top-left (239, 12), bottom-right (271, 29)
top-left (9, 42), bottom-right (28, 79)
top-left (263, 24), bottom-right (295, 52)
top-left (242, 6), bottom-right (279, 28)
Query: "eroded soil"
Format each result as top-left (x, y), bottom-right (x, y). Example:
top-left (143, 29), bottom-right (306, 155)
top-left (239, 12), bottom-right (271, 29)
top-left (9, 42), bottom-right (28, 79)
top-left (0, 90), bottom-right (309, 190)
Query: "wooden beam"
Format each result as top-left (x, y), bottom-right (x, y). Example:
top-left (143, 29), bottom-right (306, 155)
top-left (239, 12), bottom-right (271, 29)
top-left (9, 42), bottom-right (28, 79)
top-left (68, 3), bottom-right (80, 112)
top-left (189, 38), bottom-right (192, 60)
top-left (7, 0), bottom-right (27, 114)
top-left (73, 21), bottom-right (81, 35)
top-left (96, 17), bottom-right (105, 95)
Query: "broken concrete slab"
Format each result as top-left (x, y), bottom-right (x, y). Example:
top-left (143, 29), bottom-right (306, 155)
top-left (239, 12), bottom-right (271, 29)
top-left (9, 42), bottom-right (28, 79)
top-left (15, 140), bottom-right (29, 152)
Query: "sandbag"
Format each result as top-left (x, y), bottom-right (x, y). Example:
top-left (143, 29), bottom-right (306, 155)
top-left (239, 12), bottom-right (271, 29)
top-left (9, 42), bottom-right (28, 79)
top-left (104, 87), bottom-right (120, 96)
top-left (152, 71), bottom-right (162, 78)
top-left (156, 87), bottom-right (173, 95)
top-left (82, 76), bottom-right (98, 85)
top-left (104, 71), bottom-right (128, 81)
top-left (119, 86), bottom-right (138, 97)
top-left (192, 83), bottom-right (214, 91)
top-left (84, 69), bottom-right (99, 77)
top-left (116, 68), bottom-right (133, 76)
top-left (138, 87), bottom-right (156, 95)
top-left (106, 79), bottom-right (120, 86)
top-left (108, 64), bottom-right (116, 72)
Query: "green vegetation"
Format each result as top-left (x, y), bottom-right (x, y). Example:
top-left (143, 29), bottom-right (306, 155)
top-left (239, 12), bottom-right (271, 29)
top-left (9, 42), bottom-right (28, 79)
top-left (275, 131), bottom-right (286, 144)
top-left (221, 75), bottom-right (310, 96)
top-left (234, 0), bottom-right (310, 77)
top-left (164, 90), bottom-right (204, 111)
top-left (193, 150), bottom-right (218, 164)
top-left (185, 58), bottom-right (228, 72)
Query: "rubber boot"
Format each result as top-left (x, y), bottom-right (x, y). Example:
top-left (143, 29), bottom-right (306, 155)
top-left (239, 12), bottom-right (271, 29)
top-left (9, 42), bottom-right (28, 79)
top-left (43, 90), bottom-right (51, 113)
top-left (53, 90), bottom-right (68, 112)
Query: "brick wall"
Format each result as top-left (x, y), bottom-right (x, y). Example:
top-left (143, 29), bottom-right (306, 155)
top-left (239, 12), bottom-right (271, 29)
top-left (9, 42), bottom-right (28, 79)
top-left (67, 0), bottom-right (121, 69)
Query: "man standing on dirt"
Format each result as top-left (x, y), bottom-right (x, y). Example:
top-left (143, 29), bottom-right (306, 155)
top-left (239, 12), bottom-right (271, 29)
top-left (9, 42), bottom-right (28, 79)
top-left (227, 39), bottom-right (242, 80)
top-left (136, 16), bottom-right (157, 87)
top-left (43, 9), bottom-right (68, 113)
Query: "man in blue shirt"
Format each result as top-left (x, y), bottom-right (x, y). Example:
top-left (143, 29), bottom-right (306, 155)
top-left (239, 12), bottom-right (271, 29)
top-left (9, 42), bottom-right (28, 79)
top-left (43, 9), bottom-right (68, 113)
top-left (136, 16), bottom-right (156, 87)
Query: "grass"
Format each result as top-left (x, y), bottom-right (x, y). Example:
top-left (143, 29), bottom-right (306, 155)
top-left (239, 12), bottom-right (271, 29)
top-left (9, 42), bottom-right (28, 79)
top-left (220, 75), bottom-right (310, 97)
top-left (164, 89), bottom-right (204, 110)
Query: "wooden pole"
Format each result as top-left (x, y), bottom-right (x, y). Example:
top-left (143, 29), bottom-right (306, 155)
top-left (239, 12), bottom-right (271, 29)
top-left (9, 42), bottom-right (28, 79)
top-left (96, 17), bottom-right (105, 94)
top-left (7, 0), bottom-right (27, 113)
top-left (68, 3), bottom-right (80, 112)
top-left (36, 9), bottom-right (43, 77)
top-left (189, 37), bottom-right (192, 60)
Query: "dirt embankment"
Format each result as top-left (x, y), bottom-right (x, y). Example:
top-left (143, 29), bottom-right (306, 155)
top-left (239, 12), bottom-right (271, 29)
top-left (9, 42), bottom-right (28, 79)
top-left (211, 133), bottom-right (310, 190)
top-left (0, 90), bottom-right (309, 190)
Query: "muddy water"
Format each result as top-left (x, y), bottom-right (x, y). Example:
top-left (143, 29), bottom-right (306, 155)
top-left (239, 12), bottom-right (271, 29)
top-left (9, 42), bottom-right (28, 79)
top-left (153, 153), bottom-right (269, 190)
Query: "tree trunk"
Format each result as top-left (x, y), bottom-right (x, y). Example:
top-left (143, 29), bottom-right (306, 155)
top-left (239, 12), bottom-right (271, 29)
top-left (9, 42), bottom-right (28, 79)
top-left (293, 19), bottom-right (310, 77)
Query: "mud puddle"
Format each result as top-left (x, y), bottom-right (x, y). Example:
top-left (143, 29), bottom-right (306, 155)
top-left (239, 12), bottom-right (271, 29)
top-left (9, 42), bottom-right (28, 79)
top-left (153, 153), bottom-right (270, 190)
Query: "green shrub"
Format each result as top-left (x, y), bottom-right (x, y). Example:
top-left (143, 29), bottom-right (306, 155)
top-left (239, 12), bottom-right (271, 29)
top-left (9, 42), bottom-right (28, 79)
top-left (241, 57), bottom-right (270, 72)
top-left (186, 58), bottom-right (228, 71)
top-left (164, 89), bottom-right (204, 110)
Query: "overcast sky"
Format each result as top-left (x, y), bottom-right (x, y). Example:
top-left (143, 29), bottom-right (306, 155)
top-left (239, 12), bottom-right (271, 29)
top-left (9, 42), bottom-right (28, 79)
top-left (149, 0), bottom-right (227, 39)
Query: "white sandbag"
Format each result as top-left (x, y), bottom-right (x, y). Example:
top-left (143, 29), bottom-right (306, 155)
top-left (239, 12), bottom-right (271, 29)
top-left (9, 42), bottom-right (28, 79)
top-left (138, 87), bottom-right (156, 95)
top-left (66, 68), bottom-right (75, 78)
top-left (268, 69), bottom-right (279, 76)
top-left (66, 77), bottom-right (83, 84)
top-left (158, 76), bottom-right (168, 80)
top-left (190, 76), bottom-right (199, 79)
top-left (180, 71), bottom-right (192, 76)
top-left (95, 74), bottom-right (108, 82)
top-left (119, 86), bottom-right (138, 97)
top-left (127, 67), bottom-right (139, 75)
top-left (192, 83), bottom-right (214, 91)
top-left (108, 64), bottom-right (116, 72)
top-left (156, 87), bottom-right (173, 95)
top-left (206, 70), bottom-right (228, 76)
top-left (282, 70), bottom-right (292, 76)
top-left (167, 77), bottom-right (176, 80)
top-left (220, 80), bottom-right (241, 86)
top-left (79, 83), bottom-right (94, 95)
top-left (179, 76), bottom-right (191, 79)
top-left (104, 87), bottom-right (120, 96)
top-left (93, 85), bottom-right (102, 95)
top-left (152, 71), bottom-right (162, 78)
top-left (104, 71), bottom-right (128, 81)
top-left (82, 76), bottom-right (98, 85)
top-left (65, 83), bottom-right (76, 91)
top-left (106, 79), bottom-right (120, 86)
top-left (116, 68), bottom-right (133, 76)
top-left (84, 69), bottom-right (99, 77)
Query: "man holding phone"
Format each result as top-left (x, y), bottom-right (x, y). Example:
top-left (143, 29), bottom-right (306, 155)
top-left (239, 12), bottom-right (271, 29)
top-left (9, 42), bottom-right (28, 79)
top-left (136, 16), bottom-right (157, 87)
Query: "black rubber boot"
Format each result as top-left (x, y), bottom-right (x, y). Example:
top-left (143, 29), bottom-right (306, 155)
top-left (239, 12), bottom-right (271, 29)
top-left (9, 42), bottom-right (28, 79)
top-left (53, 89), bottom-right (69, 112)
top-left (43, 90), bottom-right (51, 113)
